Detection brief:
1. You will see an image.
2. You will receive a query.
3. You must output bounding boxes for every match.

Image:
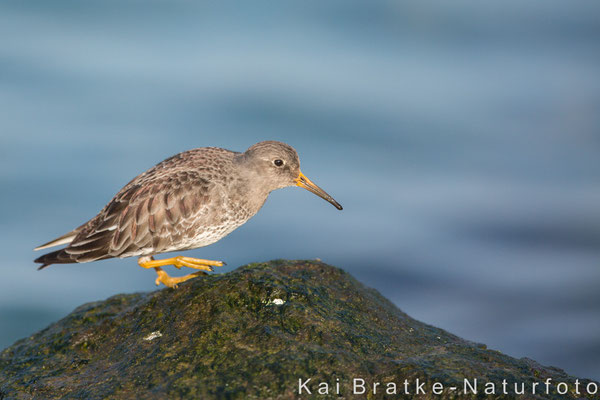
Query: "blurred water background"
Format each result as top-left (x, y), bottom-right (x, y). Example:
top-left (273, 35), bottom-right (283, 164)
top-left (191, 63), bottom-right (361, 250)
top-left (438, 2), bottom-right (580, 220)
top-left (1, 0), bottom-right (599, 381)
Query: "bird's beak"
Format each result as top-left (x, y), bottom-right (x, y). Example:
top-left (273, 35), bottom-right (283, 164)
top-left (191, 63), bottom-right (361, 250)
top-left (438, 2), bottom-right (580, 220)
top-left (295, 171), bottom-right (343, 210)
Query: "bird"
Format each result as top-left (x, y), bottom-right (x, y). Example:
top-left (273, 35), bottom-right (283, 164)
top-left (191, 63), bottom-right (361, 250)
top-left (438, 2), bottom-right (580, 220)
top-left (34, 141), bottom-right (342, 288)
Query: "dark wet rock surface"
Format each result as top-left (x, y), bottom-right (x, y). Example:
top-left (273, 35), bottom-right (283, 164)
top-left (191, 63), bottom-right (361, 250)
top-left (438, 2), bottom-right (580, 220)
top-left (0, 260), bottom-right (596, 399)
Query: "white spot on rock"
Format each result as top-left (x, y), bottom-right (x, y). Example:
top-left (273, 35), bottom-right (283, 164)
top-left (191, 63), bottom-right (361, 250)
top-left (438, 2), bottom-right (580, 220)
top-left (263, 298), bottom-right (286, 306)
top-left (144, 331), bottom-right (163, 341)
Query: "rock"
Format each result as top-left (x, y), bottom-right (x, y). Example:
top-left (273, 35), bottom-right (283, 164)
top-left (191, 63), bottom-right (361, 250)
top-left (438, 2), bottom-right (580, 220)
top-left (0, 260), bottom-right (597, 399)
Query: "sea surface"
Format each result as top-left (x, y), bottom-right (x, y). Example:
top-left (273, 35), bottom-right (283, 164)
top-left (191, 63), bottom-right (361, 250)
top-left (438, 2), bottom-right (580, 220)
top-left (1, 0), bottom-right (599, 380)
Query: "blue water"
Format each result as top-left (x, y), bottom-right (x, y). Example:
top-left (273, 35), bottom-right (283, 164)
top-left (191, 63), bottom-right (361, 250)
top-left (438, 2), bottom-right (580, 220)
top-left (1, 0), bottom-right (599, 381)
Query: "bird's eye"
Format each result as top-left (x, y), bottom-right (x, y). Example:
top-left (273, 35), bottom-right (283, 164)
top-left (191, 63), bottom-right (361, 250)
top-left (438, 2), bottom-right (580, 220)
top-left (273, 159), bottom-right (284, 167)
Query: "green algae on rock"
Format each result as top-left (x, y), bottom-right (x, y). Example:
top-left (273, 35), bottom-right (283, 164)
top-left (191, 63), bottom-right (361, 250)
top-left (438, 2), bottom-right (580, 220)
top-left (0, 260), bottom-right (597, 399)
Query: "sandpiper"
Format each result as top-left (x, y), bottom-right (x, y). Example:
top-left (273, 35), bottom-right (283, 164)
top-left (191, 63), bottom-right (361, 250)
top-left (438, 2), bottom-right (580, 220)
top-left (34, 141), bottom-right (342, 287)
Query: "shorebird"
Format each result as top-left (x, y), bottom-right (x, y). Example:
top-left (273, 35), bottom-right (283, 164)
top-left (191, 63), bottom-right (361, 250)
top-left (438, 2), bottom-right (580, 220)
top-left (34, 141), bottom-right (342, 288)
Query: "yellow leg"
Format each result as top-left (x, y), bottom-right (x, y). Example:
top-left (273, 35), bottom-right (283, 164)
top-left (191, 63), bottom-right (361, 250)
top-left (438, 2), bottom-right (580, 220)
top-left (137, 256), bottom-right (225, 288)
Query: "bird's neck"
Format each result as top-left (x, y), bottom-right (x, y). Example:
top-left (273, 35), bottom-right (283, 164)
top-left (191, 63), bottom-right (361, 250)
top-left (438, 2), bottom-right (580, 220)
top-left (231, 155), bottom-right (271, 215)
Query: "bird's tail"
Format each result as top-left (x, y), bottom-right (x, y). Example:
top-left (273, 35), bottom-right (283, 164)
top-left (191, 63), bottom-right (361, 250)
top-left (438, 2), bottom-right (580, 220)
top-left (34, 249), bottom-right (77, 270)
top-left (34, 230), bottom-right (79, 251)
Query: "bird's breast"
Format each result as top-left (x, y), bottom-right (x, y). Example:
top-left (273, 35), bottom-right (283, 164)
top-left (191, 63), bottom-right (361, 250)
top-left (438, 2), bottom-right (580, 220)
top-left (176, 185), bottom-right (264, 250)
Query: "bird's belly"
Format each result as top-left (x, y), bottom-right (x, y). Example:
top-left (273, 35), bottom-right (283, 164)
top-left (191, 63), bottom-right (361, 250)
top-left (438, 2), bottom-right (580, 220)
top-left (183, 222), bottom-right (239, 249)
top-left (159, 216), bottom-right (246, 254)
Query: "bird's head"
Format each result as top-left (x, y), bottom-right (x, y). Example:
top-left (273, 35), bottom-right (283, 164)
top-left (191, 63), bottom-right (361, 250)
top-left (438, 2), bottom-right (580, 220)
top-left (241, 141), bottom-right (342, 210)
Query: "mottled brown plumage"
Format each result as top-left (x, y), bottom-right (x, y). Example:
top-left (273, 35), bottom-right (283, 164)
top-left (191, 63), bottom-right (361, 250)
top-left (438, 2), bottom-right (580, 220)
top-left (34, 141), bottom-right (342, 286)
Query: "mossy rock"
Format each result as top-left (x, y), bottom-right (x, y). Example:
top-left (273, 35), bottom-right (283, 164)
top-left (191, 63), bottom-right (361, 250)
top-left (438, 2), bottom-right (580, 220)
top-left (0, 260), bottom-right (596, 399)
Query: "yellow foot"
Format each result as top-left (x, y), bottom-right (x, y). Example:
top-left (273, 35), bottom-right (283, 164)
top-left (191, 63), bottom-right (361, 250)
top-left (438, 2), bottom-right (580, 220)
top-left (153, 267), bottom-right (206, 288)
top-left (137, 255), bottom-right (224, 288)
top-left (138, 255), bottom-right (225, 271)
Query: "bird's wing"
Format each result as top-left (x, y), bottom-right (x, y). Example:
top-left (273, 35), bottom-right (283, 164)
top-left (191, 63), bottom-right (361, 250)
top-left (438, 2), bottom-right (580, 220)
top-left (64, 170), bottom-right (213, 262)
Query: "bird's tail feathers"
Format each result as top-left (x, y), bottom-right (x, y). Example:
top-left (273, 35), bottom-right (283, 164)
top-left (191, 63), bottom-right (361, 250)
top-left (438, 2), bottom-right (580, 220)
top-left (34, 249), bottom-right (76, 269)
top-left (34, 231), bottom-right (79, 251)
